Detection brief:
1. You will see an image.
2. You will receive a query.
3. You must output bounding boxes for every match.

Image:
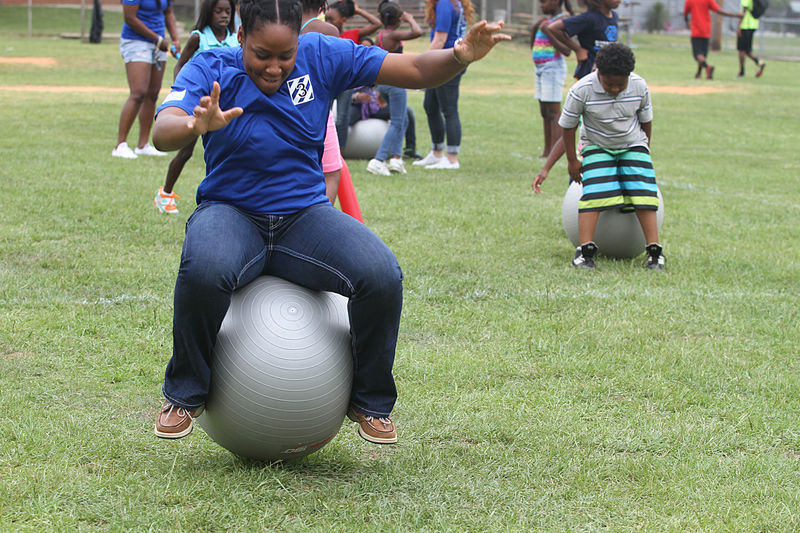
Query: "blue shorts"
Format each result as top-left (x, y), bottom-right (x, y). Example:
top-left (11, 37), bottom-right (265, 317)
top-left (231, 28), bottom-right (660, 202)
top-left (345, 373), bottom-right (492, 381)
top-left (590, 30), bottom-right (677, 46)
top-left (120, 38), bottom-right (167, 64)
top-left (535, 56), bottom-right (567, 103)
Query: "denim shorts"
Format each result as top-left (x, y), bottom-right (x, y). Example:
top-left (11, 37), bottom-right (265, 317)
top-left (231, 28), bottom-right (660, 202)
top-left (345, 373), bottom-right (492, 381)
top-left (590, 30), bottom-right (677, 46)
top-left (120, 38), bottom-right (167, 64)
top-left (535, 56), bottom-right (567, 103)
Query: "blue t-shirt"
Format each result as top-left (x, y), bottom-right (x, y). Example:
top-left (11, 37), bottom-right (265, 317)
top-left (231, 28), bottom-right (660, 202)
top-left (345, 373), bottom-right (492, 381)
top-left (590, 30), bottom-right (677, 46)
top-left (121, 0), bottom-right (171, 42)
top-left (430, 0), bottom-right (467, 48)
top-left (156, 34), bottom-right (387, 214)
top-left (563, 9), bottom-right (618, 79)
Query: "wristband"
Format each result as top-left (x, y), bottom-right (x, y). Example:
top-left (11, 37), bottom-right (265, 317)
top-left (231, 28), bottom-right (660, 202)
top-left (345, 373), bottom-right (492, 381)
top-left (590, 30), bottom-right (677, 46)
top-left (452, 38), bottom-right (470, 65)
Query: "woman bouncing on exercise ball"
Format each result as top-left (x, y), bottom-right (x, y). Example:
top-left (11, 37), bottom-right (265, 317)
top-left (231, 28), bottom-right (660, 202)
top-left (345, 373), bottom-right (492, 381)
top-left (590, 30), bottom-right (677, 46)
top-left (151, 0), bottom-right (509, 446)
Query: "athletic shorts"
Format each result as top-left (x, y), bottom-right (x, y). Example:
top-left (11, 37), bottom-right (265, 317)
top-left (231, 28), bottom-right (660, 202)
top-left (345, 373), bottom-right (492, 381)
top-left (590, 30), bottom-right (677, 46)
top-left (120, 38), bottom-right (167, 64)
top-left (691, 37), bottom-right (710, 60)
top-left (578, 145), bottom-right (659, 212)
top-left (737, 29), bottom-right (755, 53)
top-left (535, 56), bottom-right (567, 103)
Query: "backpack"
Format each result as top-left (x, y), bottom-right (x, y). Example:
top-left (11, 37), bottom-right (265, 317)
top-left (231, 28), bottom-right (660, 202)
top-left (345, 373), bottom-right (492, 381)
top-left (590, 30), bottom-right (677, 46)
top-left (750, 0), bottom-right (768, 19)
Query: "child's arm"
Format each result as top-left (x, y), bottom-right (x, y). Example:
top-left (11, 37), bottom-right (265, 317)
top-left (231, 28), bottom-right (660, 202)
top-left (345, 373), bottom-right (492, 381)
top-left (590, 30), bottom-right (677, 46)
top-left (641, 121), bottom-right (652, 146)
top-left (716, 7), bottom-right (744, 17)
top-left (173, 33), bottom-right (200, 81)
top-left (532, 136), bottom-right (565, 193)
top-left (541, 19), bottom-right (581, 60)
top-left (683, 2), bottom-right (691, 29)
top-left (530, 16), bottom-right (547, 48)
top-left (383, 12), bottom-right (422, 48)
top-left (562, 126), bottom-right (582, 183)
top-left (354, 3), bottom-right (382, 39)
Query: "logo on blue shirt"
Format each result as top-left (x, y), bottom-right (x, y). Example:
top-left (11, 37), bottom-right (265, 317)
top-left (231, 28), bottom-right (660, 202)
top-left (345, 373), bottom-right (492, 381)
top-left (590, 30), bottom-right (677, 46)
top-left (288, 75), bottom-right (314, 105)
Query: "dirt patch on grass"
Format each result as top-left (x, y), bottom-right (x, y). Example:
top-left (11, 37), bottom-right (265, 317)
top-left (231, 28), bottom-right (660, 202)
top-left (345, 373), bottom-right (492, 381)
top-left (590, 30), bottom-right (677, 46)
top-left (0, 57), bottom-right (57, 67)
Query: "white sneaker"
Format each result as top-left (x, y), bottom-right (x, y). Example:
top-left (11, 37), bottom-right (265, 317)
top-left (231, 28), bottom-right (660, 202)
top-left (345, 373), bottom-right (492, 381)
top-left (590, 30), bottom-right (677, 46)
top-left (366, 158), bottom-right (391, 176)
top-left (412, 151), bottom-right (444, 166)
top-left (387, 158), bottom-right (407, 174)
top-left (112, 142), bottom-right (137, 159)
top-left (134, 143), bottom-right (168, 156)
top-left (425, 158), bottom-right (460, 170)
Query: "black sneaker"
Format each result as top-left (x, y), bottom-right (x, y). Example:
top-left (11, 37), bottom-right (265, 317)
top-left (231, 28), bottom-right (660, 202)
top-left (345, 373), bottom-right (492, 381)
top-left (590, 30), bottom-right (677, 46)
top-left (403, 149), bottom-right (423, 160)
top-left (706, 65), bottom-right (715, 80)
top-left (572, 242), bottom-right (597, 269)
top-left (646, 243), bottom-right (665, 270)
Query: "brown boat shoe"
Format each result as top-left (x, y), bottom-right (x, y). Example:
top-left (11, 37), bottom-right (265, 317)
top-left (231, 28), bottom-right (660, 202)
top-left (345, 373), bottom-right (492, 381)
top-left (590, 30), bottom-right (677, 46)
top-left (154, 400), bottom-right (203, 439)
top-left (347, 407), bottom-right (397, 444)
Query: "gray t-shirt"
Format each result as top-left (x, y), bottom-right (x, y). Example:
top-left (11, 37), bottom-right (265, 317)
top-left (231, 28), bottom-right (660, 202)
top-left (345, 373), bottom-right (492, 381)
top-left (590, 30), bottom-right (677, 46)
top-left (558, 71), bottom-right (653, 150)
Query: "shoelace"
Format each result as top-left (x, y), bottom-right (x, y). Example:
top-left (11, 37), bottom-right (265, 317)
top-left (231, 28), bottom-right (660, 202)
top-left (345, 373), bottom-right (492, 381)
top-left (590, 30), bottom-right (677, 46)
top-left (364, 416), bottom-right (392, 427)
top-left (164, 403), bottom-right (195, 420)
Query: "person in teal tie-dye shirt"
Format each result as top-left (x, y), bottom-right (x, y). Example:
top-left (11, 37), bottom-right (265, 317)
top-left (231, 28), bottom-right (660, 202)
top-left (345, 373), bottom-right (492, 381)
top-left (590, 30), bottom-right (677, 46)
top-left (529, 0), bottom-right (573, 158)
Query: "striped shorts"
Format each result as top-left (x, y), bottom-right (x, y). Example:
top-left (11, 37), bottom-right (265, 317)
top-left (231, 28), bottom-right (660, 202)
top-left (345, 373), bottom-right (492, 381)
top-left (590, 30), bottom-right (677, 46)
top-left (579, 145), bottom-right (659, 212)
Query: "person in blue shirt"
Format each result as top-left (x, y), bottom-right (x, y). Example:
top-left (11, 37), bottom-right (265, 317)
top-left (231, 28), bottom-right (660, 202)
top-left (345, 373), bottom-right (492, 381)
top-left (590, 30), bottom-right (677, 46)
top-left (112, 0), bottom-right (181, 159)
top-left (151, 0), bottom-right (510, 446)
top-left (412, 0), bottom-right (475, 170)
top-left (543, 0), bottom-right (620, 80)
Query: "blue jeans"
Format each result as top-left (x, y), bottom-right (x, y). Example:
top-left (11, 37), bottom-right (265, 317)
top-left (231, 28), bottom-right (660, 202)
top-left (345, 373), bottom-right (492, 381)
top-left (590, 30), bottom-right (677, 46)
top-left (162, 202), bottom-right (403, 418)
top-left (423, 69), bottom-right (464, 154)
top-left (375, 85), bottom-right (408, 161)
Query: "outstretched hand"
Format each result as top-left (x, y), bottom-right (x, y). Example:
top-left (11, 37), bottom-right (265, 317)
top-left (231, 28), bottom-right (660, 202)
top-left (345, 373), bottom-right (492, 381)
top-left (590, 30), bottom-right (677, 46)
top-left (189, 81), bottom-right (243, 136)
top-left (454, 20), bottom-right (512, 64)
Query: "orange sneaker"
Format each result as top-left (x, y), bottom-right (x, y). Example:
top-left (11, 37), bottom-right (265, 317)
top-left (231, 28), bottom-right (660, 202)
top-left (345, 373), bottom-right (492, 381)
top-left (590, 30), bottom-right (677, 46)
top-left (347, 407), bottom-right (397, 444)
top-left (154, 400), bottom-right (203, 439)
top-left (154, 186), bottom-right (180, 214)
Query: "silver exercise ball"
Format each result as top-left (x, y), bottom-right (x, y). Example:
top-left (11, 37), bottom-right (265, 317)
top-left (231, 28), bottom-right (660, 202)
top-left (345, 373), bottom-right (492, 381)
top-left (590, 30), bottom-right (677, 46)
top-left (198, 276), bottom-right (352, 462)
top-left (341, 118), bottom-right (390, 160)
top-left (562, 181), bottom-right (665, 258)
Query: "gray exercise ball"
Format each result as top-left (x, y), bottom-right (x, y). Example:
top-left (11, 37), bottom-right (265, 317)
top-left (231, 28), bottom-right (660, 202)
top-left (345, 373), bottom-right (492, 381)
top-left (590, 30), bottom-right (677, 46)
top-left (198, 276), bottom-right (352, 461)
top-left (562, 181), bottom-right (665, 258)
top-left (341, 118), bottom-right (390, 160)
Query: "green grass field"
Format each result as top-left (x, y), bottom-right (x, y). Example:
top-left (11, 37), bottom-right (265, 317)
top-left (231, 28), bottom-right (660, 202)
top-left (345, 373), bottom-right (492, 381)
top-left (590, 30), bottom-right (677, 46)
top-left (1, 6), bottom-right (799, 530)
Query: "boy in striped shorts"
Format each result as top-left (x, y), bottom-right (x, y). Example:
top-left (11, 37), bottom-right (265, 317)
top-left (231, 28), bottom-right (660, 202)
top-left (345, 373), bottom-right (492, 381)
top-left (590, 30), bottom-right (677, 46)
top-left (559, 42), bottom-right (665, 270)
